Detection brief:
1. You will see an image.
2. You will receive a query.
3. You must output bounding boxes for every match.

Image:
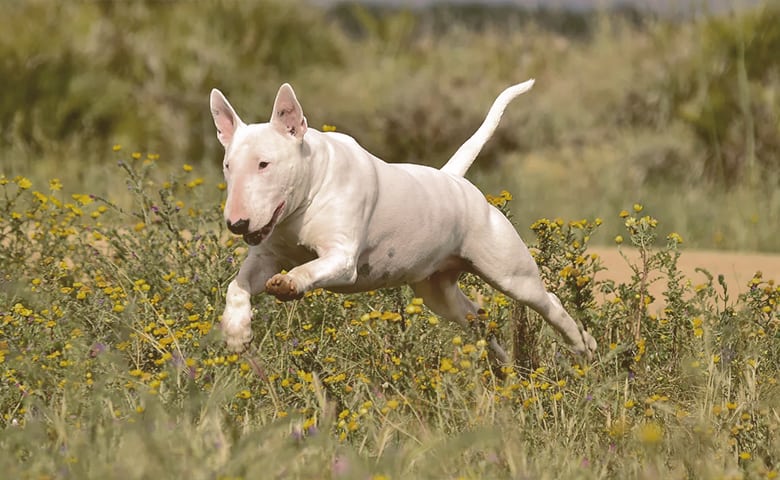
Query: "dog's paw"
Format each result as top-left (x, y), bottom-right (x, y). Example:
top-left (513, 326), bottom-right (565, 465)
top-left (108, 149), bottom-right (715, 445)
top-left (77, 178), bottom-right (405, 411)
top-left (266, 273), bottom-right (304, 301)
top-left (583, 330), bottom-right (598, 353)
top-left (572, 329), bottom-right (598, 361)
top-left (221, 306), bottom-right (253, 352)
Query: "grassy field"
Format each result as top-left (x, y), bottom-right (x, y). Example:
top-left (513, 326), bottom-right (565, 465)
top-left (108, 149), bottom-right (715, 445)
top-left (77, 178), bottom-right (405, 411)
top-left (1, 1), bottom-right (779, 478)
top-left (1, 154), bottom-right (778, 479)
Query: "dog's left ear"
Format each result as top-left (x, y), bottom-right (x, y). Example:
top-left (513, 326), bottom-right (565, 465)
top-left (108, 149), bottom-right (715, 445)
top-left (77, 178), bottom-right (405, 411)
top-left (270, 83), bottom-right (307, 141)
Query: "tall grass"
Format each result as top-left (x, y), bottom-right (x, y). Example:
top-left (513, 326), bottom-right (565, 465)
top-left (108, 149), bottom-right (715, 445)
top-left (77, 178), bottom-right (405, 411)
top-left (1, 153), bottom-right (778, 478)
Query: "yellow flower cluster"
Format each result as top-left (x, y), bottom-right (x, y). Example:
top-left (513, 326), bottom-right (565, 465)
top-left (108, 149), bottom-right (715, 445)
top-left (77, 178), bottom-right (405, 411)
top-left (485, 189), bottom-right (513, 208)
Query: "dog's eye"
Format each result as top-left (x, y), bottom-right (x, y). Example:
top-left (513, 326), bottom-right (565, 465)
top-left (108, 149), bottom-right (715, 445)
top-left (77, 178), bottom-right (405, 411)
top-left (258, 161), bottom-right (269, 170)
top-left (224, 162), bottom-right (229, 171)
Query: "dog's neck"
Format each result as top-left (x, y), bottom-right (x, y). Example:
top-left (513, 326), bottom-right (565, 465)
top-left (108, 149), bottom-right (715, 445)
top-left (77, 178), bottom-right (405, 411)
top-left (279, 129), bottom-right (331, 221)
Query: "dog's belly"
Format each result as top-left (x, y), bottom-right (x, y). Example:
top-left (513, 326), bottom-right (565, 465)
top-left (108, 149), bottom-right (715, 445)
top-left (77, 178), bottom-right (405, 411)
top-left (331, 248), bottom-right (468, 294)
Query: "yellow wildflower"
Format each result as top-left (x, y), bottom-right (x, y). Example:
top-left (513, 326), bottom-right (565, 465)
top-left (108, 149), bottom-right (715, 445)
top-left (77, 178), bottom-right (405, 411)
top-left (16, 176), bottom-right (32, 189)
top-left (636, 422), bottom-right (663, 445)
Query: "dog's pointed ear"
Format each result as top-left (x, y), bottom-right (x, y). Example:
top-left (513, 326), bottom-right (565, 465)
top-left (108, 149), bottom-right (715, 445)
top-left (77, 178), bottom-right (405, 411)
top-left (270, 83), bottom-right (307, 141)
top-left (210, 89), bottom-right (245, 147)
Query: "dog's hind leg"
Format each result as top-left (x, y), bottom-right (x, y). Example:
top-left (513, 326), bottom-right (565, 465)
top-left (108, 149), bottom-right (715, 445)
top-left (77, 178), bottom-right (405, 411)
top-left (464, 210), bottom-right (597, 359)
top-left (412, 271), bottom-right (510, 364)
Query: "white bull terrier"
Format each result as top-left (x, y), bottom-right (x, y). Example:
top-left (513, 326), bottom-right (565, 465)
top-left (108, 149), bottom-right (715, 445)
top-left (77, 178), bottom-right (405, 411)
top-left (210, 80), bottom-right (597, 363)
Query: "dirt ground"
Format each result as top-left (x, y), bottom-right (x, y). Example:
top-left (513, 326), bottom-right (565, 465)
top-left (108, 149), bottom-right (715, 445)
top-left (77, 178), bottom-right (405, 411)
top-left (589, 247), bottom-right (780, 308)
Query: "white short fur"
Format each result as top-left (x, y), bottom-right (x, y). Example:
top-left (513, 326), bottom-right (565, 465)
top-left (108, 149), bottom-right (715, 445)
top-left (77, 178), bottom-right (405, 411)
top-left (210, 80), bottom-right (597, 362)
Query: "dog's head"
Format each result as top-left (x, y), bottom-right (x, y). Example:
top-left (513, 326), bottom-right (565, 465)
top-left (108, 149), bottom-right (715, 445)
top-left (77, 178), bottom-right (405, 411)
top-left (210, 84), bottom-right (308, 245)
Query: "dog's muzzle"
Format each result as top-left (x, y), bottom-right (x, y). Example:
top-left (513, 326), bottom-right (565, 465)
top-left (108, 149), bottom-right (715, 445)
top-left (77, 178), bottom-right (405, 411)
top-left (229, 202), bottom-right (285, 246)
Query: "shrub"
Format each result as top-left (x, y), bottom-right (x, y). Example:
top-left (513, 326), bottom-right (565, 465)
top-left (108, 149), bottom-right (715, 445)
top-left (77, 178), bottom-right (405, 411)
top-left (669, 3), bottom-right (780, 185)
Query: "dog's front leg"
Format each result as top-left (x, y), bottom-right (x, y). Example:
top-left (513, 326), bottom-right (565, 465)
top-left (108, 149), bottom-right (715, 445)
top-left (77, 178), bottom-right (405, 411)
top-left (266, 246), bottom-right (358, 300)
top-left (222, 248), bottom-right (279, 351)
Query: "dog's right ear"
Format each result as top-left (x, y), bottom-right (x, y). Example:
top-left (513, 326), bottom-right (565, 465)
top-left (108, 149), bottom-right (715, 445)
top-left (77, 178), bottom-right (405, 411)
top-left (210, 89), bottom-right (245, 147)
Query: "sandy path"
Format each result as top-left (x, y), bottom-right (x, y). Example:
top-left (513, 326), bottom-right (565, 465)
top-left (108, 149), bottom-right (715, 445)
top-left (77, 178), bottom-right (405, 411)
top-left (589, 247), bottom-right (780, 305)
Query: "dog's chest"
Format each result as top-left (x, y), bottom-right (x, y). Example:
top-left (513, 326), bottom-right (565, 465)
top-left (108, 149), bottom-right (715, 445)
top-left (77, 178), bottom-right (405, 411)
top-left (264, 233), bottom-right (318, 270)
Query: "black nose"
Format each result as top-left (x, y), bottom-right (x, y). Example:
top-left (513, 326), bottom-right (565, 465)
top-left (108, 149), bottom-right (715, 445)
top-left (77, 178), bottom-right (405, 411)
top-left (226, 218), bottom-right (249, 235)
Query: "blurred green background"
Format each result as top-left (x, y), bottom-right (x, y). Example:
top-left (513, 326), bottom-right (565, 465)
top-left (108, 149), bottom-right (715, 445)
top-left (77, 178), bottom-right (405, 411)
top-left (1, 0), bottom-right (778, 251)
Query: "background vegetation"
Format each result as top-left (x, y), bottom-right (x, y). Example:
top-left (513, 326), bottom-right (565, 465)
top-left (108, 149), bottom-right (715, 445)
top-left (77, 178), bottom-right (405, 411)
top-left (1, 1), bottom-right (779, 478)
top-left (1, 0), bottom-right (778, 250)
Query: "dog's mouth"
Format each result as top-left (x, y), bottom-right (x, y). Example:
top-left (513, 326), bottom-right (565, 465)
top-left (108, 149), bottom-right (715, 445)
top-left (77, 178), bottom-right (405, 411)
top-left (243, 202), bottom-right (285, 246)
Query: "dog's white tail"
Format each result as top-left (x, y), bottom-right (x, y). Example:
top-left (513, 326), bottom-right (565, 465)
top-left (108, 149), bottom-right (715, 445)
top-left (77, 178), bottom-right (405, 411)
top-left (440, 79), bottom-right (535, 177)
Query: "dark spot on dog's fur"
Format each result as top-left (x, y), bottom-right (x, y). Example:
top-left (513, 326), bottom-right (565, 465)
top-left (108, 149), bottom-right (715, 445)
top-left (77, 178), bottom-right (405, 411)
top-left (358, 263), bottom-right (371, 276)
top-left (387, 248), bottom-right (395, 258)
